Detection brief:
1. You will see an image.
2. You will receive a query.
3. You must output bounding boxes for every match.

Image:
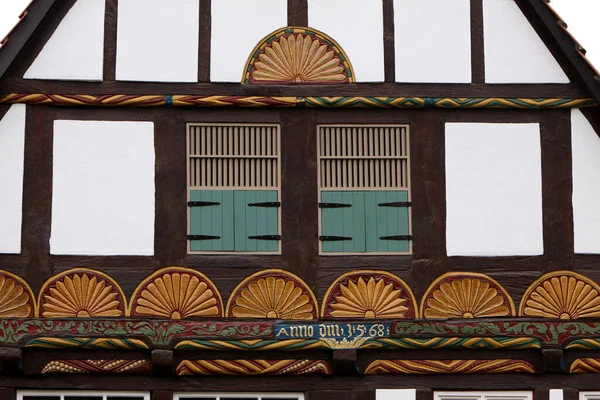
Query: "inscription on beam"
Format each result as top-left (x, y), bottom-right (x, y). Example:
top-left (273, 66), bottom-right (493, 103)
top-left (275, 323), bottom-right (390, 349)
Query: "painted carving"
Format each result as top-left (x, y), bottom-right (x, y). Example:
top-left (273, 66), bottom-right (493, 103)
top-left (566, 339), bottom-right (600, 350)
top-left (519, 270), bottom-right (600, 319)
top-left (361, 337), bottom-right (541, 350)
top-left (242, 27), bottom-right (354, 84)
top-left (420, 272), bottom-right (515, 319)
top-left (0, 93), bottom-right (595, 109)
top-left (176, 359), bottom-right (332, 376)
top-left (129, 266), bottom-right (223, 319)
top-left (364, 359), bottom-right (536, 375)
top-left (26, 337), bottom-right (149, 350)
top-left (275, 322), bottom-right (390, 349)
top-left (37, 269), bottom-right (126, 318)
top-left (570, 358), bottom-right (600, 373)
top-left (41, 359), bottom-right (151, 374)
top-left (321, 271), bottom-right (417, 319)
top-left (176, 339), bottom-right (328, 351)
top-left (226, 269), bottom-right (318, 320)
top-left (0, 271), bottom-right (35, 318)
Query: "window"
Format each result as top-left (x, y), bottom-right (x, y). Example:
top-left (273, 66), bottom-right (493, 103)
top-left (434, 392), bottom-right (532, 400)
top-left (18, 391), bottom-right (149, 400)
top-left (175, 394), bottom-right (304, 400)
top-left (581, 393), bottom-right (600, 400)
top-left (187, 124), bottom-right (281, 254)
top-left (318, 125), bottom-right (411, 254)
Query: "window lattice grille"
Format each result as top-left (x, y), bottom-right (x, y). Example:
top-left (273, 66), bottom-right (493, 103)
top-left (188, 124), bottom-right (280, 189)
top-left (318, 125), bottom-right (409, 189)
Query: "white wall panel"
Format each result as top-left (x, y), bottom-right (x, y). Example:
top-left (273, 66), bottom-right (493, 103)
top-left (572, 109), bottom-right (600, 254)
top-left (377, 389), bottom-right (416, 400)
top-left (51, 120), bottom-right (155, 256)
top-left (484, 0), bottom-right (569, 83)
top-left (445, 123), bottom-right (543, 256)
top-left (116, 0), bottom-right (199, 82)
top-left (24, 0), bottom-right (105, 81)
top-left (549, 390), bottom-right (564, 400)
top-left (394, 0), bottom-right (471, 83)
top-left (309, 0), bottom-right (384, 82)
top-left (211, 0), bottom-right (287, 82)
top-left (0, 105), bottom-right (26, 254)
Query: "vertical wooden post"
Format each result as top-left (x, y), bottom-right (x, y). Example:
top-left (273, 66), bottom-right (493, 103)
top-left (470, 0), bottom-right (485, 83)
top-left (383, 0), bottom-right (396, 83)
top-left (288, 0), bottom-right (309, 26)
top-left (103, 0), bottom-right (118, 81)
top-left (198, 0), bottom-right (212, 82)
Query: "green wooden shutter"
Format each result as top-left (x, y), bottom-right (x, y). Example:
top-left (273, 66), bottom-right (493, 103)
top-left (320, 191), bottom-right (366, 253)
top-left (234, 190), bottom-right (279, 252)
top-left (366, 190), bottom-right (410, 253)
top-left (189, 190), bottom-right (235, 251)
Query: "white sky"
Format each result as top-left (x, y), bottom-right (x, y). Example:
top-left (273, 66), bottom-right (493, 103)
top-left (0, 0), bottom-right (598, 72)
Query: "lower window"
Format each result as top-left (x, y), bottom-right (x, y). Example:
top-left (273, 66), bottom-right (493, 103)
top-left (435, 392), bottom-right (532, 400)
top-left (174, 394), bottom-right (304, 400)
top-left (18, 392), bottom-right (149, 400)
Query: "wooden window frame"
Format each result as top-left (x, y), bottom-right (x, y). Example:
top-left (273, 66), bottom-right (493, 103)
top-left (580, 393), bottom-right (600, 400)
top-left (317, 124), bottom-right (412, 256)
top-left (186, 123), bottom-right (282, 255)
top-left (434, 392), bottom-right (533, 400)
top-left (174, 393), bottom-right (304, 400)
top-left (17, 391), bottom-right (150, 400)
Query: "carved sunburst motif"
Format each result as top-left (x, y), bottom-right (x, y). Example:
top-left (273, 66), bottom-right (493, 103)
top-left (243, 27), bottom-right (354, 84)
top-left (420, 273), bottom-right (515, 319)
top-left (520, 271), bottom-right (600, 319)
top-left (129, 267), bottom-right (223, 319)
top-left (39, 270), bottom-right (125, 318)
top-left (322, 271), bottom-right (417, 319)
top-left (0, 271), bottom-right (34, 318)
top-left (227, 270), bottom-right (318, 320)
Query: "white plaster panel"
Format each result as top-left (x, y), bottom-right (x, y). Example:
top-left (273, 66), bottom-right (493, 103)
top-left (116, 0), bottom-right (199, 82)
top-left (394, 0), bottom-right (471, 83)
top-left (308, 0), bottom-right (384, 82)
top-left (51, 120), bottom-right (155, 256)
top-left (549, 390), bottom-right (564, 400)
top-left (377, 389), bottom-right (416, 400)
top-left (0, 105), bottom-right (26, 254)
top-left (24, 0), bottom-right (105, 81)
top-left (211, 0), bottom-right (287, 82)
top-left (572, 109), bottom-right (600, 254)
top-left (445, 123), bottom-right (543, 256)
top-left (484, 0), bottom-right (569, 83)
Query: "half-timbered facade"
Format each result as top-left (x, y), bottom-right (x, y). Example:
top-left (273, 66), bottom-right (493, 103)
top-left (1, 0), bottom-right (600, 399)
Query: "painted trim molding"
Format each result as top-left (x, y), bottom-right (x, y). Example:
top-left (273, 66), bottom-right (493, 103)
top-left (0, 94), bottom-right (596, 109)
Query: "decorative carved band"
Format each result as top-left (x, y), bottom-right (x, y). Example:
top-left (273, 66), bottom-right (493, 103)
top-left (41, 359), bottom-right (151, 374)
top-left (570, 358), bottom-right (600, 373)
top-left (0, 93), bottom-right (595, 109)
top-left (176, 359), bottom-right (332, 376)
top-left (364, 359), bottom-right (536, 374)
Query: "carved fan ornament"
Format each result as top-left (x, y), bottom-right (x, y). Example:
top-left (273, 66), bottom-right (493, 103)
top-left (0, 271), bottom-right (35, 318)
top-left (38, 269), bottom-right (126, 318)
top-left (226, 269), bottom-right (318, 320)
top-left (321, 271), bottom-right (417, 319)
top-left (420, 273), bottom-right (515, 319)
top-left (520, 271), bottom-right (600, 319)
top-left (129, 267), bottom-right (223, 319)
top-left (243, 27), bottom-right (355, 84)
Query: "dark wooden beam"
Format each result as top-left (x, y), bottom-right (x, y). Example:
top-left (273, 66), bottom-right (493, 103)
top-left (383, 0), bottom-right (396, 83)
top-left (540, 109), bottom-right (574, 271)
top-left (0, 80), bottom-right (589, 99)
top-left (333, 350), bottom-right (358, 375)
top-left (417, 388), bottom-right (433, 400)
top-left (0, 0), bottom-right (58, 79)
top-left (542, 349), bottom-right (564, 372)
top-left (152, 350), bottom-right (174, 375)
top-left (103, 0), bottom-right (118, 81)
top-left (0, 388), bottom-right (15, 400)
top-left (21, 105), bottom-right (53, 293)
top-left (470, 0), bottom-right (485, 83)
top-left (198, 0), bottom-right (211, 82)
top-left (288, 0), bottom-right (308, 26)
top-left (153, 391), bottom-right (174, 400)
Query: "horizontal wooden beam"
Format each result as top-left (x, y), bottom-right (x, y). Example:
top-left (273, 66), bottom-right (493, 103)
top-left (0, 93), bottom-right (595, 109)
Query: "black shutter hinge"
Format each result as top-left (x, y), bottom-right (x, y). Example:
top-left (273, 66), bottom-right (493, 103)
top-left (187, 235), bottom-right (221, 240)
top-left (248, 235), bottom-right (282, 241)
top-left (248, 202), bottom-right (281, 208)
top-left (319, 236), bottom-right (352, 241)
top-left (378, 202), bottom-right (411, 207)
top-left (379, 235), bottom-right (413, 241)
top-left (319, 203), bottom-right (352, 208)
top-left (187, 201), bottom-right (221, 207)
